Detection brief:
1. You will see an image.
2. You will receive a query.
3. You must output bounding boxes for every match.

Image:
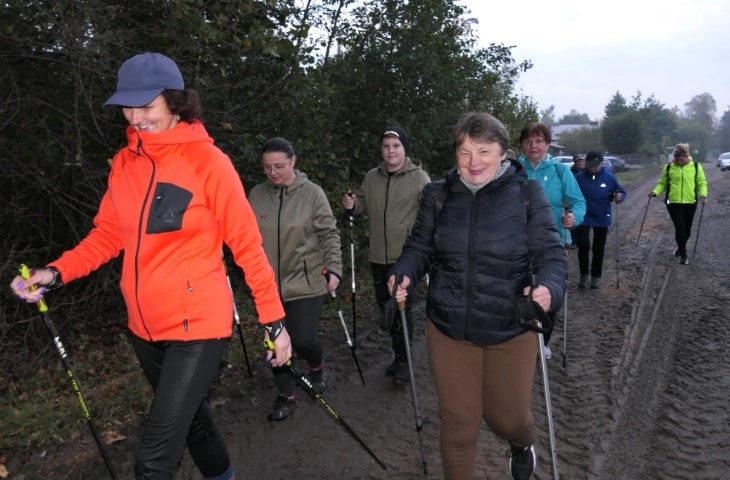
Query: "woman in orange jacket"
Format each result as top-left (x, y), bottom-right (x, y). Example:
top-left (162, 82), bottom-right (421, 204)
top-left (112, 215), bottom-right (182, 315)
top-left (10, 52), bottom-right (292, 480)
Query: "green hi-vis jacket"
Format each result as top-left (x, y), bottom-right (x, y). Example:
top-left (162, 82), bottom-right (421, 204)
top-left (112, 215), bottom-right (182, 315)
top-left (652, 160), bottom-right (708, 204)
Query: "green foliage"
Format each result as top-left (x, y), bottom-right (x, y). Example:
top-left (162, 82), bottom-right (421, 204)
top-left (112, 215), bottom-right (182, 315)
top-left (716, 109), bottom-right (730, 152)
top-left (638, 97), bottom-right (678, 152)
top-left (676, 121), bottom-right (711, 162)
top-left (602, 90), bottom-right (722, 161)
top-left (604, 92), bottom-right (629, 117)
top-left (0, 332), bottom-right (150, 452)
top-left (559, 126), bottom-right (603, 154)
top-left (601, 111), bottom-right (644, 155)
top-left (558, 110), bottom-right (591, 125)
top-left (683, 93), bottom-right (716, 132)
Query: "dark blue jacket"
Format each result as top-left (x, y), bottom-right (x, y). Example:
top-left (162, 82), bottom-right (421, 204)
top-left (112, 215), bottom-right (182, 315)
top-left (392, 162), bottom-right (566, 346)
top-left (575, 167), bottom-right (627, 227)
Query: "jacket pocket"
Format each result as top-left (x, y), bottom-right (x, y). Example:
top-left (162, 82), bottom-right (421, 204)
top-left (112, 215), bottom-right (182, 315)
top-left (146, 182), bottom-right (193, 234)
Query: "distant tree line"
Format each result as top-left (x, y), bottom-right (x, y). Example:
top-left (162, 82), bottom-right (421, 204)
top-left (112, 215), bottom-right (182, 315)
top-left (541, 91), bottom-right (730, 161)
top-left (0, 0), bottom-right (538, 341)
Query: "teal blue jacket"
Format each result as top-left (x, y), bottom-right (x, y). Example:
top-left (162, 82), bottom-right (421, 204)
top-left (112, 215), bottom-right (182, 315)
top-left (519, 154), bottom-right (586, 244)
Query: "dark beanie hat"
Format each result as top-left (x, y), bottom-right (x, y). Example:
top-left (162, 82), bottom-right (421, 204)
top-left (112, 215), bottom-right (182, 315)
top-left (585, 151), bottom-right (603, 165)
top-left (382, 125), bottom-right (410, 154)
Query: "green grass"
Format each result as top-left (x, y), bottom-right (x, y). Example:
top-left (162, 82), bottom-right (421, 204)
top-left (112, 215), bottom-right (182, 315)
top-left (1, 333), bottom-right (151, 453)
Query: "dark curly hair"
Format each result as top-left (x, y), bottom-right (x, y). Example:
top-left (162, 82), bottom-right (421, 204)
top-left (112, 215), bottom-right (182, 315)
top-left (162, 89), bottom-right (203, 123)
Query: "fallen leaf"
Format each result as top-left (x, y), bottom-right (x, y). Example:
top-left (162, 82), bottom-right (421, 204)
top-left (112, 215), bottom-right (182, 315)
top-left (103, 430), bottom-right (127, 444)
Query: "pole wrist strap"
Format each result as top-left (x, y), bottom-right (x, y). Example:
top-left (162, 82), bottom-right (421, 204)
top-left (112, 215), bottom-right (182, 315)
top-left (263, 319), bottom-right (284, 341)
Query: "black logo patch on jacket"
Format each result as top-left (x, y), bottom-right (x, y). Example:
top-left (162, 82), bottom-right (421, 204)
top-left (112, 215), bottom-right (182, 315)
top-left (146, 182), bottom-right (193, 234)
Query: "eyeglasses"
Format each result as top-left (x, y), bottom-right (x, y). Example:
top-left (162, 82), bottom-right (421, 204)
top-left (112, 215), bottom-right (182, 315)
top-left (263, 161), bottom-right (290, 173)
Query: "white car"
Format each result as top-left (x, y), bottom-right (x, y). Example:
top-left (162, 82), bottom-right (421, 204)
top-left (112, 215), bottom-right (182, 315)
top-left (719, 152), bottom-right (730, 171)
top-left (554, 155), bottom-right (574, 169)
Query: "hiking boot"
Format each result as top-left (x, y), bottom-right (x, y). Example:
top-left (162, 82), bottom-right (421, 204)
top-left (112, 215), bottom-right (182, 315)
top-left (590, 276), bottom-right (601, 289)
top-left (309, 366), bottom-right (328, 393)
top-left (680, 256), bottom-right (689, 265)
top-left (542, 345), bottom-right (552, 360)
top-left (385, 357), bottom-right (400, 376)
top-left (578, 274), bottom-right (589, 289)
top-left (507, 444), bottom-right (536, 480)
top-left (392, 361), bottom-right (410, 385)
top-left (267, 394), bottom-right (296, 421)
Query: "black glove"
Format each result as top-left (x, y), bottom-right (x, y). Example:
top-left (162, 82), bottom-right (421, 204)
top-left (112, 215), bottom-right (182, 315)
top-left (516, 296), bottom-right (553, 334)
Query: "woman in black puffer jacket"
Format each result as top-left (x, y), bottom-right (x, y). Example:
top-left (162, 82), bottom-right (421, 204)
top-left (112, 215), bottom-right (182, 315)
top-left (388, 112), bottom-right (566, 480)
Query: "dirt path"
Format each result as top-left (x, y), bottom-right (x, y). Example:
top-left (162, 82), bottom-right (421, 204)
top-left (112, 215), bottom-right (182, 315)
top-left (14, 165), bottom-right (730, 479)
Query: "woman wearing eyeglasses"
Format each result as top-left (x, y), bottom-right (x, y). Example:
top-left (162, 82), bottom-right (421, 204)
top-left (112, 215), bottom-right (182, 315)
top-left (248, 137), bottom-right (343, 421)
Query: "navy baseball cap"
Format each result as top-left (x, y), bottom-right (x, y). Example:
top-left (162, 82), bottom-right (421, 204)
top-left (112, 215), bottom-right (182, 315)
top-left (103, 52), bottom-right (184, 108)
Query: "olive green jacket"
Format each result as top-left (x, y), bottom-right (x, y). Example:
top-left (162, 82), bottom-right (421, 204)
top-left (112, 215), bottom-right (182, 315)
top-left (352, 157), bottom-right (431, 264)
top-left (249, 171), bottom-right (342, 302)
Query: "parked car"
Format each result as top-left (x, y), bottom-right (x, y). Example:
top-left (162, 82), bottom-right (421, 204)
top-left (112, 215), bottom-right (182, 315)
top-left (719, 152), bottom-right (730, 171)
top-left (604, 156), bottom-right (630, 172)
top-left (554, 155), bottom-right (574, 169)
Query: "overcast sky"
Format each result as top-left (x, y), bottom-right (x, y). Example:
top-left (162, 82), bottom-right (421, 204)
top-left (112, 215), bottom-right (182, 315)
top-left (459, 0), bottom-right (730, 122)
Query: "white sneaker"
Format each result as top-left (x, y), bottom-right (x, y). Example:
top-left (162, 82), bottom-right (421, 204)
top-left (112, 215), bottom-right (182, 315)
top-left (542, 345), bottom-right (552, 360)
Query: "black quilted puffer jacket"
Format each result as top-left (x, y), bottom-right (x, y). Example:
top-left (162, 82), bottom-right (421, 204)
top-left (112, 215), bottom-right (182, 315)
top-left (392, 162), bottom-right (566, 346)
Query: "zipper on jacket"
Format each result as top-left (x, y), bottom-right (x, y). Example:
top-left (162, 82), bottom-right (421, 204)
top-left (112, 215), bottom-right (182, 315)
top-left (276, 187), bottom-right (285, 299)
top-left (464, 194), bottom-right (478, 341)
top-left (680, 165), bottom-right (685, 203)
top-left (135, 141), bottom-right (156, 341)
top-left (383, 176), bottom-right (392, 264)
top-left (303, 260), bottom-right (310, 285)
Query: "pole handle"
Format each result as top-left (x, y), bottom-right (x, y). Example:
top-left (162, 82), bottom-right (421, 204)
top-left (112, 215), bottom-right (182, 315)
top-left (264, 339), bottom-right (292, 366)
top-left (19, 264), bottom-right (49, 313)
top-left (345, 188), bottom-right (355, 217)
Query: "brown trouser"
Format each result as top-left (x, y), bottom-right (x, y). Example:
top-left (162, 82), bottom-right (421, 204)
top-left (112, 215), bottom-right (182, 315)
top-left (427, 321), bottom-right (537, 480)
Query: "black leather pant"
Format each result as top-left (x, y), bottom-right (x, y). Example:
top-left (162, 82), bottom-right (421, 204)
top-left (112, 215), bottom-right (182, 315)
top-left (271, 294), bottom-right (326, 396)
top-left (132, 335), bottom-right (232, 480)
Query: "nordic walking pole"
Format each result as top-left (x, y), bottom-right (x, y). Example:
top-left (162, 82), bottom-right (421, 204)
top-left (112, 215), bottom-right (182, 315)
top-left (561, 203), bottom-right (569, 369)
top-left (323, 269), bottom-right (365, 385)
top-left (392, 274), bottom-right (428, 475)
top-left (692, 201), bottom-right (705, 258)
top-left (264, 340), bottom-right (386, 470)
top-left (614, 193), bottom-right (620, 289)
top-left (636, 196), bottom-right (652, 247)
top-left (223, 253), bottom-right (252, 377)
top-left (519, 275), bottom-right (560, 480)
top-left (19, 264), bottom-right (118, 480)
top-left (346, 189), bottom-right (358, 347)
